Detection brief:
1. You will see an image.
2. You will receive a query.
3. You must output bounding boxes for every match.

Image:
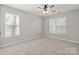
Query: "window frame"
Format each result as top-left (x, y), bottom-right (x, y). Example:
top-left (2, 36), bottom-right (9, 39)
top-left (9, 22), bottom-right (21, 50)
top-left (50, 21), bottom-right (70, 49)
top-left (49, 17), bottom-right (66, 34)
top-left (5, 12), bottom-right (20, 37)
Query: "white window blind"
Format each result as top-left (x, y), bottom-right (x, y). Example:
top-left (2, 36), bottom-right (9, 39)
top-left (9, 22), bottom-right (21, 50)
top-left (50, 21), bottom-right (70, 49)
top-left (49, 17), bottom-right (66, 34)
top-left (5, 13), bottom-right (19, 37)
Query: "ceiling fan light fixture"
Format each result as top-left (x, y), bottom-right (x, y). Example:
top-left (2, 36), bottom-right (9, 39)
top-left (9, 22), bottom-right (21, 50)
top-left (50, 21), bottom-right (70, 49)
top-left (43, 7), bottom-right (50, 14)
top-left (43, 10), bottom-right (48, 14)
top-left (37, 4), bottom-right (56, 14)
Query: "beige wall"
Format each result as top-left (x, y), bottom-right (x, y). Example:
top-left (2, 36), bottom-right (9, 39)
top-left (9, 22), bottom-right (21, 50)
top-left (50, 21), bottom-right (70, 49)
top-left (43, 10), bottom-right (79, 42)
top-left (0, 5), bottom-right (42, 45)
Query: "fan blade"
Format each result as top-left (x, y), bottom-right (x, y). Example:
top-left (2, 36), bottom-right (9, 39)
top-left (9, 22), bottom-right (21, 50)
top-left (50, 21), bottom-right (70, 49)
top-left (51, 10), bottom-right (56, 12)
top-left (37, 7), bottom-right (42, 9)
top-left (51, 5), bottom-right (55, 7)
top-left (50, 5), bottom-right (55, 8)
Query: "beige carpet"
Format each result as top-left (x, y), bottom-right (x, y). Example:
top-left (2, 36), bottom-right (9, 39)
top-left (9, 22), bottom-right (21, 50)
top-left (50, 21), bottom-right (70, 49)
top-left (0, 38), bottom-right (79, 55)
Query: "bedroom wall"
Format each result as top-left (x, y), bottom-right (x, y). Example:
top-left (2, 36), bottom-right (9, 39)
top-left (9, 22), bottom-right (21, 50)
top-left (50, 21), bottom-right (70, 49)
top-left (42, 10), bottom-right (79, 43)
top-left (0, 5), bottom-right (1, 33)
top-left (0, 5), bottom-right (42, 45)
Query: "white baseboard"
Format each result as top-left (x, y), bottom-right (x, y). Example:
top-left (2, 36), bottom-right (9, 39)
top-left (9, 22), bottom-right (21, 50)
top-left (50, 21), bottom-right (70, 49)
top-left (1, 34), bottom-right (79, 48)
top-left (0, 35), bottom-right (41, 48)
top-left (45, 34), bottom-right (79, 44)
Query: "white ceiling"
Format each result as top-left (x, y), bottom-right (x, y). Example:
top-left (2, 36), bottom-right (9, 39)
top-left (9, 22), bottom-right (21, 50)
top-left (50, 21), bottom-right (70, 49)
top-left (5, 4), bottom-right (79, 17)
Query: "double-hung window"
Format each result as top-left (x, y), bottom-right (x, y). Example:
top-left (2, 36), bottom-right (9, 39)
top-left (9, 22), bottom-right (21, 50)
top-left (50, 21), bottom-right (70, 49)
top-left (5, 13), bottom-right (19, 37)
top-left (49, 17), bottom-right (66, 34)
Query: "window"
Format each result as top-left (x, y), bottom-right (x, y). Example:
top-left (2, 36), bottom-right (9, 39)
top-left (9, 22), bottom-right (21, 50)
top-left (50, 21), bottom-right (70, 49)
top-left (5, 13), bottom-right (19, 37)
top-left (49, 17), bottom-right (66, 34)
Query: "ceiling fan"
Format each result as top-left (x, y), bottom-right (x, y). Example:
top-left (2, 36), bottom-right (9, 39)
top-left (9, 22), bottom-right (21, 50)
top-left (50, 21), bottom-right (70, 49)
top-left (37, 4), bottom-right (56, 14)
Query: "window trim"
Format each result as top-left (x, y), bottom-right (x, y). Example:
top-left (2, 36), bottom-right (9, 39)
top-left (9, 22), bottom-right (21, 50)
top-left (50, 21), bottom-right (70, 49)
top-left (5, 12), bottom-right (20, 37)
top-left (49, 17), bottom-right (66, 34)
